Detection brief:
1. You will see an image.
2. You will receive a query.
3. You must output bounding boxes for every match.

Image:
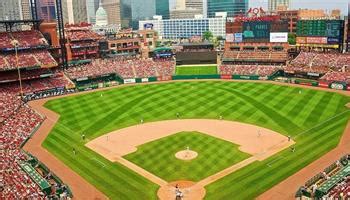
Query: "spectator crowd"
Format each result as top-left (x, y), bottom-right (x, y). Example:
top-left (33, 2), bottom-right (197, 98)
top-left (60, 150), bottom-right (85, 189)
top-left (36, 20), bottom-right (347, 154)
top-left (64, 57), bottom-right (176, 79)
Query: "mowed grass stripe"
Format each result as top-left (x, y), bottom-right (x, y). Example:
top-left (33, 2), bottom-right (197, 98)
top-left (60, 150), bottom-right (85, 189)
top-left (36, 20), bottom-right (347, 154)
top-left (43, 81), bottom-right (350, 199)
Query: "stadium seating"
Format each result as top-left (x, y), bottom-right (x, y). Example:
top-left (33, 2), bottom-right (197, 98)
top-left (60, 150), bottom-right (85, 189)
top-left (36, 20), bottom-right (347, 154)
top-left (320, 72), bottom-right (350, 83)
top-left (220, 65), bottom-right (281, 76)
top-left (64, 58), bottom-right (176, 79)
top-left (223, 50), bottom-right (288, 62)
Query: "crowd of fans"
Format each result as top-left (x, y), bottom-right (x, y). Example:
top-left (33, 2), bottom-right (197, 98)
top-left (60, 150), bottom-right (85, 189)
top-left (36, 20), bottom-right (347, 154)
top-left (0, 30), bottom-right (47, 49)
top-left (223, 50), bottom-right (288, 62)
top-left (288, 52), bottom-right (350, 74)
top-left (220, 65), bottom-right (281, 76)
top-left (0, 50), bottom-right (57, 70)
top-left (64, 57), bottom-right (176, 79)
top-left (0, 88), bottom-right (45, 198)
top-left (320, 71), bottom-right (350, 84)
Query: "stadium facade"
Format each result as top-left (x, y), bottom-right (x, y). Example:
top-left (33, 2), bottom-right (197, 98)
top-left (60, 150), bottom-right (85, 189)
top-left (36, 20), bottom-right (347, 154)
top-left (206, 0), bottom-right (248, 18)
top-left (139, 16), bottom-right (226, 40)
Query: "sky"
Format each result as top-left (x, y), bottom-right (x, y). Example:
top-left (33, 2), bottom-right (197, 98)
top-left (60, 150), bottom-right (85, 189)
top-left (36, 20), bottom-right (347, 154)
top-left (170, 0), bottom-right (349, 15)
top-left (250, 0), bottom-right (349, 15)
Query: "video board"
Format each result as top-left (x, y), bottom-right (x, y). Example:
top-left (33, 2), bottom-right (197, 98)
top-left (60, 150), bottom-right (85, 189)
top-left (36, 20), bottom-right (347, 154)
top-left (296, 20), bottom-right (343, 38)
top-left (243, 21), bottom-right (271, 41)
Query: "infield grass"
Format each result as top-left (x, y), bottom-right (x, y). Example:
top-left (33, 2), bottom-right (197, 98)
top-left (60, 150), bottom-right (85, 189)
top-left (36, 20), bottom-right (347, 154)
top-left (175, 65), bottom-right (217, 75)
top-left (124, 131), bottom-right (250, 182)
top-left (43, 81), bottom-right (350, 199)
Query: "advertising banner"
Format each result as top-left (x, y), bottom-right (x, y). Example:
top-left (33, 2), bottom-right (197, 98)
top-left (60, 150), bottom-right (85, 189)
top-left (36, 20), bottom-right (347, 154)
top-left (306, 37), bottom-right (327, 44)
top-left (234, 33), bottom-right (243, 42)
top-left (123, 79), bottom-right (136, 84)
top-left (318, 82), bottom-right (330, 88)
top-left (347, 85), bottom-right (350, 91)
top-left (330, 82), bottom-right (345, 90)
top-left (158, 76), bottom-right (172, 81)
top-left (327, 37), bottom-right (340, 44)
top-left (270, 32), bottom-right (288, 43)
top-left (307, 72), bottom-right (320, 77)
top-left (226, 34), bottom-right (234, 42)
top-left (141, 78), bottom-right (149, 83)
top-left (221, 75), bottom-right (232, 79)
top-left (296, 37), bottom-right (307, 44)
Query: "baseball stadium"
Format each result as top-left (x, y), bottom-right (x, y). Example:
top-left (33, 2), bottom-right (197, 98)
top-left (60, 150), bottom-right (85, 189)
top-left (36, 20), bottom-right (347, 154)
top-left (1, 2), bottom-right (350, 200)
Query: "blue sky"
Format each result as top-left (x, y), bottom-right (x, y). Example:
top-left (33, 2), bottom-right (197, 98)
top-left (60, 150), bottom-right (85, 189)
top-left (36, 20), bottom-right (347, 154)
top-left (169, 0), bottom-right (349, 15)
top-left (250, 0), bottom-right (349, 14)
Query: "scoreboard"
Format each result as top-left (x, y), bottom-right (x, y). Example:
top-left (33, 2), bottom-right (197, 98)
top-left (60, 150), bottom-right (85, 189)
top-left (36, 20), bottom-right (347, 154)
top-left (297, 20), bottom-right (344, 38)
top-left (242, 21), bottom-right (271, 42)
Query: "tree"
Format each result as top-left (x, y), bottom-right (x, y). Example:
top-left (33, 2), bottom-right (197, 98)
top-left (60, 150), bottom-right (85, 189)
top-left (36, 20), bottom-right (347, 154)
top-left (203, 31), bottom-right (213, 41)
top-left (288, 33), bottom-right (296, 45)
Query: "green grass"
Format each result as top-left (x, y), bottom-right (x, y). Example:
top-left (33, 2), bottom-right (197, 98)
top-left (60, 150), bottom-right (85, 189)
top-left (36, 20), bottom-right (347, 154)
top-left (175, 65), bottom-right (217, 75)
top-left (43, 81), bottom-right (350, 199)
top-left (124, 131), bottom-right (250, 182)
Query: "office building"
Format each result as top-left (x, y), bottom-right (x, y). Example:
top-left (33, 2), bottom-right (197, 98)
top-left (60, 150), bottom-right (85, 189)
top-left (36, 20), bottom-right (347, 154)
top-left (121, 0), bottom-right (169, 29)
top-left (62, 0), bottom-right (88, 24)
top-left (37, 0), bottom-right (56, 21)
top-left (170, 0), bottom-right (203, 19)
top-left (268, 0), bottom-right (290, 12)
top-left (86, 0), bottom-right (100, 24)
top-left (73, 0), bottom-right (88, 23)
top-left (206, 0), bottom-right (248, 18)
top-left (0, 0), bottom-right (22, 21)
top-left (139, 15), bottom-right (226, 40)
top-left (21, 0), bottom-right (31, 20)
top-left (101, 0), bottom-right (121, 25)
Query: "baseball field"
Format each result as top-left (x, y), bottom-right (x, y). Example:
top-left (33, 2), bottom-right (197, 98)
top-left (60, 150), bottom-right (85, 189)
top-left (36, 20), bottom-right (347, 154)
top-left (40, 81), bottom-right (350, 199)
top-left (175, 65), bottom-right (217, 75)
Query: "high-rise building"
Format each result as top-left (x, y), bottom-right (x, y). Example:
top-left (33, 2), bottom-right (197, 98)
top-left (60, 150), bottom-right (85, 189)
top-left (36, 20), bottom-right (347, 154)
top-left (120, 0), bottom-right (169, 29)
top-left (206, 0), bottom-right (248, 18)
top-left (101, 0), bottom-right (121, 25)
top-left (62, 0), bottom-right (88, 24)
top-left (86, 0), bottom-right (100, 24)
top-left (170, 0), bottom-right (203, 19)
top-left (37, 0), bottom-right (56, 21)
top-left (73, 0), bottom-right (88, 23)
top-left (21, 0), bottom-right (31, 20)
top-left (0, 0), bottom-right (22, 20)
top-left (62, 0), bottom-right (74, 24)
top-left (185, 0), bottom-right (203, 11)
top-left (268, 0), bottom-right (290, 12)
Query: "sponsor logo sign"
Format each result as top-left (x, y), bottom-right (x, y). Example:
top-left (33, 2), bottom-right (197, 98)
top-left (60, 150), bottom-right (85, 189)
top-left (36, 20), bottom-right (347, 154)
top-left (141, 78), bottom-right (149, 83)
top-left (296, 37), bottom-right (307, 44)
top-left (234, 33), bottom-right (243, 42)
top-left (270, 32), bottom-right (288, 43)
top-left (143, 23), bottom-right (154, 29)
top-left (306, 37), bottom-right (328, 44)
top-left (307, 72), bottom-right (320, 77)
top-left (331, 83), bottom-right (344, 90)
top-left (226, 34), bottom-right (234, 42)
top-left (318, 82), bottom-right (329, 88)
top-left (123, 79), bottom-right (136, 84)
top-left (327, 37), bottom-right (340, 44)
top-left (221, 75), bottom-right (231, 79)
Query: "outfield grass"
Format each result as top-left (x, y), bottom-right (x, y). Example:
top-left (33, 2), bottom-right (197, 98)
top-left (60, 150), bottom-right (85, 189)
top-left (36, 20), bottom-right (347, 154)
top-left (175, 65), bottom-right (217, 75)
top-left (124, 131), bottom-right (250, 182)
top-left (43, 81), bottom-right (350, 199)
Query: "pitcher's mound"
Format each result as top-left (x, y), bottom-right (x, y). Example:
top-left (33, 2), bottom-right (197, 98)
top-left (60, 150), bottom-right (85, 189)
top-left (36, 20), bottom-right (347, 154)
top-left (157, 180), bottom-right (205, 200)
top-left (175, 150), bottom-right (198, 160)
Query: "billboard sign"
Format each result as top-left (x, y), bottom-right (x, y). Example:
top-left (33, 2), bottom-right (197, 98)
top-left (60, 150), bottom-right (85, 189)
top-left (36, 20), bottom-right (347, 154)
top-left (327, 37), bottom-right (340, 44)
top-left (226, 34), bottom-right (234, 42)
top-left (306, 37), bottom-right (327, 44)
top-left (270, 32), bottom-right (288, 43)
top-left (234, 33), bottom-right (243, 42)
top-left (296, 37), bottom-right (307, 44)
top-left (143, 23), bottom-right (154, 29)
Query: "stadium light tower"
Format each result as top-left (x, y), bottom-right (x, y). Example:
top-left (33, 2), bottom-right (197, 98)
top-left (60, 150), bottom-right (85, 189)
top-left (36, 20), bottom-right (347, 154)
top-left (11, 39), bottom-right (24, 99)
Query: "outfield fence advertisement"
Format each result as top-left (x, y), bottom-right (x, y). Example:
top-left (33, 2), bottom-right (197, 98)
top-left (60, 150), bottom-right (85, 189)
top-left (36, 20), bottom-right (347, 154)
top-left (123, 79), bottom-right (136, 84)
